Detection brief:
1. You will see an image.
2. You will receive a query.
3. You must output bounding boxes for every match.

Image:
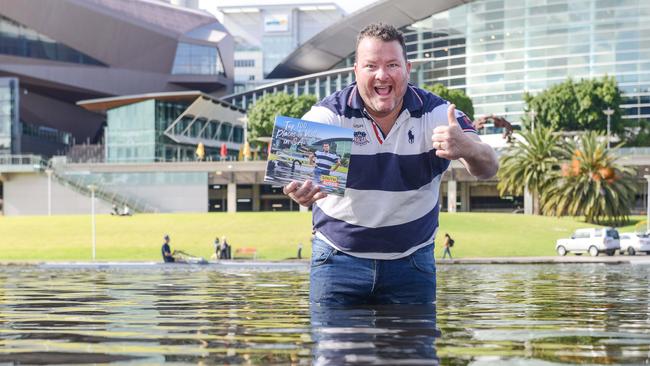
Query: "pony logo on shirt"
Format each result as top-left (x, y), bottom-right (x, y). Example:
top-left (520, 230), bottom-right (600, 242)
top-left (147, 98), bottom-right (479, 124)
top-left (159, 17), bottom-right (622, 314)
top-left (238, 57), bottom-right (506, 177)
top-left (407, 128), bottom-right (415, 144)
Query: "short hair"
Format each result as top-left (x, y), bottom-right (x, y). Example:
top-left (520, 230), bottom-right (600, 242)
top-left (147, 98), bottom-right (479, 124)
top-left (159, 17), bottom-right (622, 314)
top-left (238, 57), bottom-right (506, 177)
top-left (356, 23), bottom-right (407, 62)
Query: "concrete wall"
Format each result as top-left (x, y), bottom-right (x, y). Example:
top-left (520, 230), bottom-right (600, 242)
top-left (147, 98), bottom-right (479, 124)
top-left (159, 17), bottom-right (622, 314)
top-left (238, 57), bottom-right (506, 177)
top-left (117, 183), bottom-right (207, 213)
top-left (2, 172), bottom-right (113, 216)
top-left (2, 171), bottom-right (208, 215)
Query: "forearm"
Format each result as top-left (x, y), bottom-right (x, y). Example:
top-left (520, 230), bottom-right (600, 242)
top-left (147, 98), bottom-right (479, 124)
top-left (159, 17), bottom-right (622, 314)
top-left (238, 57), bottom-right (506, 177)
top-left (460, 140), bottom-right (498, 179)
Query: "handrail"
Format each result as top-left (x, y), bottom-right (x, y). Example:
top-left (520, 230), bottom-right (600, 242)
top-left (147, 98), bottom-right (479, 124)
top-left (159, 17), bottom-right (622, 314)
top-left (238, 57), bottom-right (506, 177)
top-left (49, 160), bottom-right (159, 213)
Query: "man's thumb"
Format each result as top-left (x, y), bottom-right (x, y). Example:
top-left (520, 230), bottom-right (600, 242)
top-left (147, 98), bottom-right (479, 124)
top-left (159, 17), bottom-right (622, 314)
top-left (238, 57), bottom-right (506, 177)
top-left (447, 104), bottom-right (459, 126)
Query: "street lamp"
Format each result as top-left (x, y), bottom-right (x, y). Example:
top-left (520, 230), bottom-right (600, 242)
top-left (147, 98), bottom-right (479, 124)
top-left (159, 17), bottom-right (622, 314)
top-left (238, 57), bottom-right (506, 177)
top-left (645, 175), bottom-right (650, 234)
top-left (603, 107), bottom-right (614, 149)
top-left (529, 110), bottom-right (537, 132)
top-left (45, 168), bottom-right (53, 216)
top-left (88, 184), bottom-right (97, 261)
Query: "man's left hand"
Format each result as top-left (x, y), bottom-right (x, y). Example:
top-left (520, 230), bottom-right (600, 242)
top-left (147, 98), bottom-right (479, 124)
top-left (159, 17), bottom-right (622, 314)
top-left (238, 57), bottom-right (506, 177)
top-left (431, 104), bottom-right (470, 160)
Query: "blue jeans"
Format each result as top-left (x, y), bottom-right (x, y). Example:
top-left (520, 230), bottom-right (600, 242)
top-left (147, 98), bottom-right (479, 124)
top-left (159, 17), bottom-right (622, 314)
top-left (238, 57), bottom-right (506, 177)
top-left (310, 237), bottom-right (436, 305)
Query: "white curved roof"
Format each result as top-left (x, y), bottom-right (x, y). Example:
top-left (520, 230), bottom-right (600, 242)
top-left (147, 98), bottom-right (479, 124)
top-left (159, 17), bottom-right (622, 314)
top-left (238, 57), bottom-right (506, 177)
top-left (267, 0), bottom-right (472, 78)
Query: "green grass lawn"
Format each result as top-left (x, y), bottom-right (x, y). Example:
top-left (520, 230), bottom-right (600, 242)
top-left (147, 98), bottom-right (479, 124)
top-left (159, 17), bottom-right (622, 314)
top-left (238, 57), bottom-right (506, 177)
top-left (0, 212), bottom-right (645, 261)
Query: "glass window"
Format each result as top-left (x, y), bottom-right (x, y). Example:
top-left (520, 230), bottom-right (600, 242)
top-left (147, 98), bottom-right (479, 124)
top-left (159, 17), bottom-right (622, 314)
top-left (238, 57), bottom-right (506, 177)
top-left (0, 15), bottom-right (106, 66)
top-left (172, 42), bottom-right (225, 76)
top-left (233, 126), bottom-right (244, 143)
top-left (219, 123), bottom-right (232, 141)
top-left (193, 117), bottom-right (207, 138)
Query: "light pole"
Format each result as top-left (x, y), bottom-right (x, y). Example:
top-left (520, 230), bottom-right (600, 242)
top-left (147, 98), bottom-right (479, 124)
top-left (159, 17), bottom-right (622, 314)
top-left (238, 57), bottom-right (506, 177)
top-left (88, 184), bottom-right (97, 261)
top-left (45, 168), bottom-right (53, 216)
top-left (529, 110), bottom-right (537, 132)
top-left (603, 107), bottom-right (614, 149)
top-left (645, 175), bottom-right (650, 234)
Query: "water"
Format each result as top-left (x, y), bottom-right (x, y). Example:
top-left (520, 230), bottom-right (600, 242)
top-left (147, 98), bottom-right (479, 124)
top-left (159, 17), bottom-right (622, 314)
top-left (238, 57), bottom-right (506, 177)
top-left (0, 263), bottom-right (649, 365)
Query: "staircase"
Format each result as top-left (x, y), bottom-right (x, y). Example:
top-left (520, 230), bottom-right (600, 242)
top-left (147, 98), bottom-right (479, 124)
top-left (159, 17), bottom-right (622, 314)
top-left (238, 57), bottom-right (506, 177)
top-left (49, 159), bottom-right (159, 213)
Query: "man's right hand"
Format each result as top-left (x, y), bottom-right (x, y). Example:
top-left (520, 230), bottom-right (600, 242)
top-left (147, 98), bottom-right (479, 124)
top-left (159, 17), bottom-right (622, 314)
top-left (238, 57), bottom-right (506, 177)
top-left (283, 180), bottom-right (328, 207)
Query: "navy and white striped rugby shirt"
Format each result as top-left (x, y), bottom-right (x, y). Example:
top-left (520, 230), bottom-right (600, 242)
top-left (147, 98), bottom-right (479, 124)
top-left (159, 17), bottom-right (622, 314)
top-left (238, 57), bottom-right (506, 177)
top-left (313, 150), bottom-right (339, 172)
top-left (303, 82), bottom-right (476, 260)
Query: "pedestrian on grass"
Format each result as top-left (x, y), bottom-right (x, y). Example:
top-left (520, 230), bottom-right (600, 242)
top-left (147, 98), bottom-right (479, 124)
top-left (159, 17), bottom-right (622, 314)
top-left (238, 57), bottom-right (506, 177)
top-left (442, 233), bottom-right (454, 259)
top-left (220, 236), bottom-right (231, 260)
top-left (213, 237), bottom-right (221, 260)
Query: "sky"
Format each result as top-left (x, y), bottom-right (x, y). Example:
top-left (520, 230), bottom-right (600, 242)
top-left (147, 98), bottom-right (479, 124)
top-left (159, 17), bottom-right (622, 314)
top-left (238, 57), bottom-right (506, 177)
top-left (199, 0), bottom-right (379, 16)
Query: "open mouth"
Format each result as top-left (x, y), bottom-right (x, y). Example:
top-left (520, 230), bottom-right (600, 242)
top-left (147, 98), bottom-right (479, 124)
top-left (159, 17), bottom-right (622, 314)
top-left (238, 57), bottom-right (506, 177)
top-left (374, 86), bottom-right (392, 96)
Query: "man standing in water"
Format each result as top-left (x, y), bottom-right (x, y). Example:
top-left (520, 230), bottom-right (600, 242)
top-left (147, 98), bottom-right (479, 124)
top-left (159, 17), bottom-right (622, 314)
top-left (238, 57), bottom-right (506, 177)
top-left (309, 143), bottom-right (341, 184)
top-left (283, 23), bottom-right (498, 305)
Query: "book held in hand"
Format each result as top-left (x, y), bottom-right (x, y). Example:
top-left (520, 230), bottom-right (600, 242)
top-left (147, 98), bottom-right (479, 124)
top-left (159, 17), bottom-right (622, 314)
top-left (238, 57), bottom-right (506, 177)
top-left (264, 115), bottom-right (353, 196)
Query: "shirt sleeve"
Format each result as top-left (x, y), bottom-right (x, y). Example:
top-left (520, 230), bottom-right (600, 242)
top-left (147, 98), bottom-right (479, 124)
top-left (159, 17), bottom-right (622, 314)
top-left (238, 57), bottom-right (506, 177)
top-left (302, 106), bottom-right (340, 126)
top-left (428, 102), bottom-right (477, 134)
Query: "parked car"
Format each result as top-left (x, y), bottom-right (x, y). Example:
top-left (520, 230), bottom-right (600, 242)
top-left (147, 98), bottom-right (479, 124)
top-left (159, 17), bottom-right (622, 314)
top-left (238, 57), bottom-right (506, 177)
top-left (556, 228), bottom-right (620, 256)
top-left (618, 232), bottom-right (650, 255)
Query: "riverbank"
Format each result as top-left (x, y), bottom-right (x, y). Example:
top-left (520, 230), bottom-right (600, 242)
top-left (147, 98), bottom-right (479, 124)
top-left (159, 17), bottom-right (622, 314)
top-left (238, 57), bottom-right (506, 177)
top-left (0, 212), bottom-right (645, 261)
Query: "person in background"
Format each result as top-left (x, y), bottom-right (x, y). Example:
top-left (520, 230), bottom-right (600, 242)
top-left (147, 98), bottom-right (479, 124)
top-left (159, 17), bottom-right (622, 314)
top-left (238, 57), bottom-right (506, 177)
top-left (442, 233), bottom-right (454, 259)
top-left (298, 243), bottom-right (303, 259)
top-left (213, 237), bottom-right (221, 260)
top-left (122, 204), bottom-right (131, 216)
top-left (161, 234), bottom-right (175, 263)
top-left (220, 236), bottom-right (231, 260)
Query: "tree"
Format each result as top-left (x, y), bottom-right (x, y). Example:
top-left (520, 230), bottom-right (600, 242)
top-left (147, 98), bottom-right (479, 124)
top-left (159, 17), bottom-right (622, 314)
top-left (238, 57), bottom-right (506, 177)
top-left (497, 127), bottom-right (563, 214)
top-left (622, 119), bottom-right (650, 147)
top-left (542, 132), bottom-right (636, 226)
top-left (523, 76), bottom-right (623, 133)
top-left (247, 93), bottom-right (317, 142)
top-left (423, 83), bottom-right (474, 120)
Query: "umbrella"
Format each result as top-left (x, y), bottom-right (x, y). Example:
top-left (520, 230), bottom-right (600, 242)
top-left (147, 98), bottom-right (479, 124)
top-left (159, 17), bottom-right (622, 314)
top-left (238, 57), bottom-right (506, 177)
top-left (220, 143), bottom-right (227, 160)
top-left (243, 141), bottom-right (251, 161)
top-left (195, 142), bottom-right (205, 161)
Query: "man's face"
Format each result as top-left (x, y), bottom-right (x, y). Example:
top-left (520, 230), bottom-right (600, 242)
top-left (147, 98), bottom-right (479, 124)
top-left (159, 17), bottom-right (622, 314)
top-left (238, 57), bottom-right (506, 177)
top-left (323, 144), bottom-right (330, 152)
top-left (354, 37), bottom-right (411, 119)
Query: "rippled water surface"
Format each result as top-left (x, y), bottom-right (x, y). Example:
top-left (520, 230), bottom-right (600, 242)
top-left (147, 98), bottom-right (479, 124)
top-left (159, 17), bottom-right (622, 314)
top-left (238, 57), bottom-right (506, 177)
top-left (0, 263), bottom-right (649, 365)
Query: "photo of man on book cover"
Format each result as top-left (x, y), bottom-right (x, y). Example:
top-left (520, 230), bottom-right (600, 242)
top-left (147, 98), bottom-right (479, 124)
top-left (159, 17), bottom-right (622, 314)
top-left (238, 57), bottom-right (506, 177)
top-left (264, 116), bottom-right (353, 196)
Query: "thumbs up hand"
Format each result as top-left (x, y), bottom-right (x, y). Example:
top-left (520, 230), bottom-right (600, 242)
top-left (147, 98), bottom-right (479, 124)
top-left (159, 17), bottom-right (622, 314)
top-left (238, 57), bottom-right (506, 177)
top-left (432, 104), bottom-right (471, 160)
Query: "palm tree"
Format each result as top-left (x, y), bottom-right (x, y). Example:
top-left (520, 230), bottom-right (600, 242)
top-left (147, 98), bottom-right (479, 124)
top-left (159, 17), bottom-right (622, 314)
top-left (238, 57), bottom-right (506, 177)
top-left (542, 131), bottom-right (636, 225)
top-left (497, 127), bottom-right (563, 213)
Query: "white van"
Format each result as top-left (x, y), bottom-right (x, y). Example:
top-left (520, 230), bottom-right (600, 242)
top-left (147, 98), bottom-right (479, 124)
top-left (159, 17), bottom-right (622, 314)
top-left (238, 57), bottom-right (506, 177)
top-left (555, 228), bottom-right (620, 256)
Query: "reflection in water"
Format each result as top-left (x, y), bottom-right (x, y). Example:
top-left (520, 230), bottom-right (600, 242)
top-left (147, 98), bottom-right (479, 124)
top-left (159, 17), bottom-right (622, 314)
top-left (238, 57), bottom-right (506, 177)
top-left (0, 264), bottom-right (648, 364)
top-left (311, 304), bottom-right (439, 365)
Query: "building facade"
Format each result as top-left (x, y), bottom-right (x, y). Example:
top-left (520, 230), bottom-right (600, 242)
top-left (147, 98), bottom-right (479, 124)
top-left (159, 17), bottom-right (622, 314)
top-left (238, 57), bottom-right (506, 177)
top-left (222, 0), bottom-right (650, 214)
top-left (234, 0), bottom-right (650, 125)
top-left (78, 92), bottom-right (247, 163)
top-left (2, 0), bottom-right (650, 216)
top-left (0, 0), bottom-right (235, 157)
top-left (217, 2), bottom-right (345, 92)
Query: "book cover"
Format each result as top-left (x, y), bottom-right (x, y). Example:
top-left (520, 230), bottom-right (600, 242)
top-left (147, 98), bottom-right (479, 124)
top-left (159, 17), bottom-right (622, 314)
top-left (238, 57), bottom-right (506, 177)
top-left (264, 115), bottom-right (353, 196)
